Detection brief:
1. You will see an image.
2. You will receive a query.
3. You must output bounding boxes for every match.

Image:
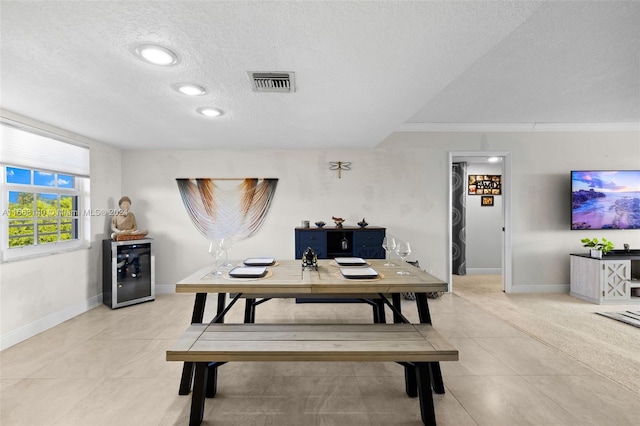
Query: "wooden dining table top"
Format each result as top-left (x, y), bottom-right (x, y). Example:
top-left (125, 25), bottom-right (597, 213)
top-left (175, 259), bottom-right (448, 295)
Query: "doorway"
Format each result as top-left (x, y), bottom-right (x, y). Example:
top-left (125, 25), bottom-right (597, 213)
top-left (448, 152), bottom-right (512, 293)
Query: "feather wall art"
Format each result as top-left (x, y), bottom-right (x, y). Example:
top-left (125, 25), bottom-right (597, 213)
top-left (176, 178), bottom-right (278, 240)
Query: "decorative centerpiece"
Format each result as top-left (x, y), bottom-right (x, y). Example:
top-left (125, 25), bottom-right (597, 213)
top-left (315, 221), bottom-right (326, 228)
top-left (301, 246), bottom-right (318, 271)
top-left (332, 216), bottom-right (345, 228)
top-left (357, 217), bottom-right (368, 228)
top-left (581, 237), bottom-right (614, 259)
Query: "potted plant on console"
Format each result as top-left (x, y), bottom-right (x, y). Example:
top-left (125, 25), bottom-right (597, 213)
top-left (581, 237), bottom-right (614, 259)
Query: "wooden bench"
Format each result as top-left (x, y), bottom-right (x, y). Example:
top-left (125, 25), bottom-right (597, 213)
top-left (167, 323), bottom-right (458, 426)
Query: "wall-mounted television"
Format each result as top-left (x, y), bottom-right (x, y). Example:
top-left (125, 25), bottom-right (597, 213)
top-left (571, 170), bottom-right (640, 230)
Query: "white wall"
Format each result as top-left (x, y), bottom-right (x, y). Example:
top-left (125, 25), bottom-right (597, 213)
top-left (0, 114), bottom-right (122, 350)
top-left (120, 148), bottom-right (447, 291)
top-left (465, 163), bottom-right (503, 272)
top-left (121, 130), bottom-right (639, 294)
top-left (380, 131), bottom-right (640, 292)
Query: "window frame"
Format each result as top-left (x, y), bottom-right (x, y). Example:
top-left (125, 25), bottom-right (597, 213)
top-left (6, 166), bottom-right (80, 245)
top-left (0, 121), bottom-right (90, 262)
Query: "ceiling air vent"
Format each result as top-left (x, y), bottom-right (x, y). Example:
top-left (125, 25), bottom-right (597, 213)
top-left (248, 72), bottom-right (295, 93)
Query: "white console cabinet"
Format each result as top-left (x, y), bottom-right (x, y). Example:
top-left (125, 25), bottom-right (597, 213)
top-left (570, 254), bottom-right (640, 304)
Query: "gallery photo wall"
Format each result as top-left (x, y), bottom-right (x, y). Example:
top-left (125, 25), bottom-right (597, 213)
top-left (468, 175), bottom-right (502, 195)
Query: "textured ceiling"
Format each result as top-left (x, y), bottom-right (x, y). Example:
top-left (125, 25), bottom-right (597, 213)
top-left (1, 1), bottom-right (638, 151)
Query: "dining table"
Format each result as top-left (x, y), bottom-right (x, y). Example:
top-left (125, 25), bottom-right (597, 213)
top-left (174, 258), bottom-right (449, 396)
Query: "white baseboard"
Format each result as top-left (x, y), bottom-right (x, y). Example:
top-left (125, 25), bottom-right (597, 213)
top-left (466, 268), bottom-right (503, 275)
top-left (156, 284), bottom-right (176, 294)
top-left (511, 284), bottom-right (569, 294)
top-left (1, 294), bottom-right (102, 351)
top-left (569, 291), bottom-right (599, 303)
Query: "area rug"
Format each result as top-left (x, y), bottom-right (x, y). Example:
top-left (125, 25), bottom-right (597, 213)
top-left (596, 311), bottom-right (640, 328)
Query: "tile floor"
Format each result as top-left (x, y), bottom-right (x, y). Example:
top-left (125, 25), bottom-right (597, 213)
top-left (1, 292), bottom-right (639, 425)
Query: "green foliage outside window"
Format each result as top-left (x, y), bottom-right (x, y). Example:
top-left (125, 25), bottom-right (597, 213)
top-left (6, 168), bottom-right (79, 248)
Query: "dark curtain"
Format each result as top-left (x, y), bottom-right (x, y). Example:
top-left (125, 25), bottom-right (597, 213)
top-left (452, 162), bottom-right (467, 275)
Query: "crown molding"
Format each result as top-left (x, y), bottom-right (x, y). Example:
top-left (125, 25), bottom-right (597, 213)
top-left (397, 122), bottom-right (640, 132)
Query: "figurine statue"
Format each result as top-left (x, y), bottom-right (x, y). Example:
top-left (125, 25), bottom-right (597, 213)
top-left (301, 246), bottom-right (318, 270)
top-left (111, 196), bottom-right (148, 240)
top-left (332, 216), bottom-right (345, 228)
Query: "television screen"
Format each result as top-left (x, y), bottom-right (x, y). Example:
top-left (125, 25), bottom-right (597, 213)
top-left (571, 170), bottom-right (640, 230)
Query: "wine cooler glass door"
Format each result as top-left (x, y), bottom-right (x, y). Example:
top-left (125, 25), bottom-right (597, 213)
top-left (116, 242), bottom-right (153, 304)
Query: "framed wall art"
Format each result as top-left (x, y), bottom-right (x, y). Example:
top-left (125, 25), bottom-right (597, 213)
top-left (481, 195), bottom-right (494, 206)
top-left (469, 175), bottom-right (502, 195)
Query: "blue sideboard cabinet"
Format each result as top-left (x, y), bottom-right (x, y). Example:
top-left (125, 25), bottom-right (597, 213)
top-left (294, 226), bottom-right (386, 259)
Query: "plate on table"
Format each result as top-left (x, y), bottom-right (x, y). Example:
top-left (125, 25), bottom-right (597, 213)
top-left (229, 266), bottom-right (268, 278)
top-left (334, 257), bottom-right (367, 266)
top-left (243, 257), bottom-right (276, 266)
top-left (340, 267), bottom-right (378, 279)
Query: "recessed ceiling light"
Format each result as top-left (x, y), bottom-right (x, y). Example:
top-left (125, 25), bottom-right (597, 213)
top-left (135, 44), bottom-right (178, 66)
top-left (175, 83), bottom-right (206, 96)
top-left (197, 107), bottom-right (223, 117)
top-left (487, 157), bottom-right (501, 163)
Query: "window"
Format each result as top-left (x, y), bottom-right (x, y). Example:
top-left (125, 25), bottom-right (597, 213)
top-left (6, 166), bottom-right (80, 247)
top-left (0, 121), bottom-right (90, 261)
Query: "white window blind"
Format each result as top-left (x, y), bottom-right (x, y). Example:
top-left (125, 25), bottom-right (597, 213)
top-left (0, 122), bottom-right (90, 177)
top-left (0, 119), bottom-right (91, 262)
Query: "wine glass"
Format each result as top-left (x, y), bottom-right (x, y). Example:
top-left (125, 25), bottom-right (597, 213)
top-left (208, 241), bottom-right (223, 275)
top-left (382, 236), bottom-right (396, 266)
top-left (220, 237), bottom-right (234, 267)
top-left (395, 241), bottom-right (411, 275)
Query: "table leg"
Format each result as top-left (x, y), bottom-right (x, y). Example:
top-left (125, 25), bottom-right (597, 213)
top-left (203, 292), bottom-right (229, 396)
top-left (415, 293), bottom-right (445, 394)
top-left (215, 292), bottom-right (227, 323)
top-left (416, 362), bottom-right (436, 426)
top-left (205, 362), bottom-right (219, 398)
top-left (391, 292), bottom-right (417, 396)
top-left (244, 298), bottom-right (256, 323)
top-left (180, 293), bottom-right (208, 395)
top-left (391, 293), bottom-right (402, 323)
top-left (404, 364), bottom-right (418, 397)
top-left (429, 362), bottom-right (445, 395)
top-left (372, 299), bottom-right (386, 323)
top-left (189, 362), bottom-right (208, 426)
top-left (377, 299), bottom-right (386, 323)
top-left (191, 293), bottom-right (208, 323)
top-left (415, 292), bottom-right (432, 324)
